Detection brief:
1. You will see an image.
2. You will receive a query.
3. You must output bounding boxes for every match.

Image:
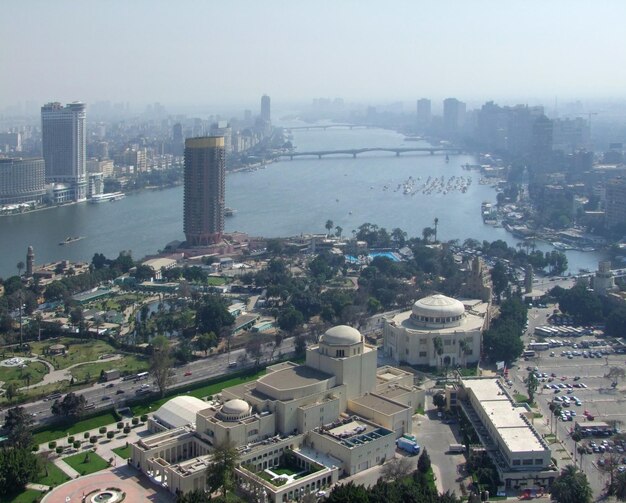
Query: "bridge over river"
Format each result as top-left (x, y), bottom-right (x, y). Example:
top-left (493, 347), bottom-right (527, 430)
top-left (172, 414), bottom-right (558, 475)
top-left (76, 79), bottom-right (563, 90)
top-left (279, 146), bottom-right (462, 160)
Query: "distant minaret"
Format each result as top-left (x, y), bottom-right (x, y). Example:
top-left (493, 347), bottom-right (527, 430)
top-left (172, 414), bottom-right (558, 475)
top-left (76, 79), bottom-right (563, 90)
top-left (524, 265), bottom-right (534, 294)
top-left (26, 245), bottom-right (34, 277)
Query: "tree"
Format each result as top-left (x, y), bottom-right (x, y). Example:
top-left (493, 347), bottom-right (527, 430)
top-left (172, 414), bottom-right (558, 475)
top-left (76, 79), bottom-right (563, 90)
top-left (4, 382), bottom-right (18, 402)
top-left (380, 456), bottom-right (413, 481)
top-left (206, 441), bottom-right (239, 498)
top-left (16, 261), bottom-right (24, 277)
top-left (277, 307), bottom-right (304, 332)
top-left (195, 295), bottom-right (235, 336)
top-left (610, 469), bottom-right (626, 501)
top-left (422, 226), bottom-right (435, 242)
top-left (527, 372), bottom-right (538, 404)
top-left (51, 392), bottom-right (86, 419)
top-left (335, 225), bottom-right (343, 238)
top-left (490, 261), bottom-right (509, 302)
top-left (550, 465), bottom-right (592, 503)
top-left (433, 336), bottom-right (444, 365)
top-left (0, 447), bottom-right (40, 497)
top-left (417, 448), bottom-right (432, 474)
top-left (150, 335), bottom-right (174, 397)
top-left (606, 306), bottom-right (626, 337)
top-left (195, 332), bottom-right (217, 356)
top-left (433, 392), bottom-right (446, 410)
top-left (176, 489), bottom-right (211, 503)
top-left (3, 407), bottom-right (33, 448)
top-left (325, 481), bottom-right (370, 503)
top-left (245, 338), bottom-right (263, 367)
top-left (325, 219), bottom-right (334, 236)
top-left (294, 334), bottom-right (307, 356)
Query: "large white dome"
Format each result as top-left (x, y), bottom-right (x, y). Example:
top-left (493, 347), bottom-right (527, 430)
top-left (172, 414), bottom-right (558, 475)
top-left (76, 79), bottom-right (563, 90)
top-left (321, 325), bottom-right (362, 346)
top-left (221, 398), bottom-right (250, 416)
top-left (412, 294), bottom-right (465, 319)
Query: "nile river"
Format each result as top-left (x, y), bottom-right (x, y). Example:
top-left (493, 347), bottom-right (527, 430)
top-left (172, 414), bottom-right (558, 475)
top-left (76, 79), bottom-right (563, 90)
top-left (0, 125), bottom-right (604, 278)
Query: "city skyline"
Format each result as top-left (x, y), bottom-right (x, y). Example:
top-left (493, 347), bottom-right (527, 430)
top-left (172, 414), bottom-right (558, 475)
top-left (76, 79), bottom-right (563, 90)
top-left (3, 1), bottom-right (626, 109)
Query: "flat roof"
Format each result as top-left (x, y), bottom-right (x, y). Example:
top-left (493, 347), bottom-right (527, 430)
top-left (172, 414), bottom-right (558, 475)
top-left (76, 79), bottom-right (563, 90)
top-left (350, 394), bottom-right (408, 416)
top-left (462, 378), bottom-right (509, 403)
top-left (257, 365), bottom-right (333, 391)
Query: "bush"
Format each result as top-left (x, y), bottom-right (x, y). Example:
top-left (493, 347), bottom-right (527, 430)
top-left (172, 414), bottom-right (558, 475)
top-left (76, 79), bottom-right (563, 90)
top-left (117, 422), bottom-right (124, 429)
top-left (32, 445), bottom-right (39, 452)
top-left (107, 431), bottom-right (114, 439)
top-left (131, 417), bottom-right (139, 426)
top-left (55, 446), bottom-right (63, 454)
top-left (140, 414), bottom-right (148, 422)
top-left (84, 432), bottom-right (90, 439)
top-left (99, 426), bottom-right (107, 434)
top-left (112, 409), bottom-right (122, 422)
top-left (68, 436), bottom-right (75, 444)
top-left (90, 436), bottom-right (97, 444)
top-left (48, 441), bottom-right (57, 449)
top-left (123, 426), bottom-right (131, 434)
top-left (73, 441), bottom-right (81, 449)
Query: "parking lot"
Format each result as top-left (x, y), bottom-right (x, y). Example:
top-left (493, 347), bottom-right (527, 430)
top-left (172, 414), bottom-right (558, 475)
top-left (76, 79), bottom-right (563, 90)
top-left (509, 328), bottom-right (626, 496)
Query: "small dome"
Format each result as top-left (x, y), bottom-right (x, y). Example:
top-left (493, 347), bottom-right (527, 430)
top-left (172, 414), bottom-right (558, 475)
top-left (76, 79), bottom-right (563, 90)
top-left (321, 325), bottom-right (362, 346)
top-left (221, 399), bottom-right (250, 416)
top-left (412, 294), bottom-right (465, 319)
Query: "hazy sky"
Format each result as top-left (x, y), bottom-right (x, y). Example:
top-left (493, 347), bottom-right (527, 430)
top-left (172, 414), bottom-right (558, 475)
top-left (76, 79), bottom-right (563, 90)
top-left (3, 0), bottom-right (626, 110)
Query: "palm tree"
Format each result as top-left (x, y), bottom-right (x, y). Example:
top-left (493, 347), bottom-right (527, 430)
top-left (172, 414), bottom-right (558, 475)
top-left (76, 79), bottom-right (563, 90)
top-left (16, 261), bottom-right (25, 276)
top-left (335, 225), bottom-right (343, 238)
top-left (433, 217), bottom-right (439, 242)
top-left (22, 371), bottom-right (32, 388)
top-left (550, 465), bottom-right (592, 503)
top-left (433, 336), bottom-right (444, 368)
top-left (459, 339), bottom-right (469, 368)
top-left (325, 219), bottom-right (334, 236)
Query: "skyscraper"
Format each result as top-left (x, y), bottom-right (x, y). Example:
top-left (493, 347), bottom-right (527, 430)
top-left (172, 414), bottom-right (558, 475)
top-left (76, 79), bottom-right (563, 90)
top-left (261, 94), bottom-right (271, 123)
top-left (416, 98), bottom-right (431, 129)
top-left (41, 102), bottom-right (87, 201)
top-left (183, 136), bottom-right (225, 246)
top-left (443, 98), bottom-right (466, 136)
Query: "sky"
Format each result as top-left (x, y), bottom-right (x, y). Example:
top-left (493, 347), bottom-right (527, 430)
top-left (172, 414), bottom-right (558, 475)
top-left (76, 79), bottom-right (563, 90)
top-left (2, 0), bottom-right (626, 110)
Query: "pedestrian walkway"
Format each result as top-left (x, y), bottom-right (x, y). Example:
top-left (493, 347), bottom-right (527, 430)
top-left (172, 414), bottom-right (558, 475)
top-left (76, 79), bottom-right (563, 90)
top-left (26, 482), bottom-right (50, 492)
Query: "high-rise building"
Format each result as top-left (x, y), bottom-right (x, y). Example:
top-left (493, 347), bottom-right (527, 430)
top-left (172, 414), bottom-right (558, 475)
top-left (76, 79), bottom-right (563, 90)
top-left (416, 99), bottom-right (431, 129)
top-left (41, 102), bottom-right (87, 201)
top-left (172, 123), bottom-right (184, 156)
top-left (183, 136), bottom-right (226, 246)
top-left (443, 98), bottom-right (466, 135)
top-left (605, 177), bottom-right (626, 229)
top-left (210, 121), bottom-right (232, 154)
top-left (0, 157), bottom-right (46, 205)
top-left (261, 94), bottom-right (271, 123)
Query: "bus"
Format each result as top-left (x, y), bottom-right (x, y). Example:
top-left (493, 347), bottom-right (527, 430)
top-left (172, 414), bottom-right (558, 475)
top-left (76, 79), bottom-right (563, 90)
top-left (135, 372), bottom-right (149, 381)
top-left (528, 341), bottom-right (550, 351)
top-left (522, 350), bottom-right (536, 358)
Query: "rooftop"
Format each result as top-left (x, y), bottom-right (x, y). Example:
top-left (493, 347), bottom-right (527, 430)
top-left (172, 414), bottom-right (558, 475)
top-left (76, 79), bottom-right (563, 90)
top-left (350, 393), bottom-right (408, 416)
top-left (257, 365), bottom-right (333, 392)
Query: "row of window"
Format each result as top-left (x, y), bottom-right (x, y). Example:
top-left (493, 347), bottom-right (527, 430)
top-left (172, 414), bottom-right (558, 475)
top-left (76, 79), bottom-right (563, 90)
top-left (511, 458), bottom-right (544, 466)
top-left (412, 314), bottom-right (463, 323)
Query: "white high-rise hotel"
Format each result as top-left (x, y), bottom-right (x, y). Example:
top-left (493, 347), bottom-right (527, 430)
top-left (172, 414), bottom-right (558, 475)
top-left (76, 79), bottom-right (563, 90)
top-left (41, 102), bottom-right (87, 202)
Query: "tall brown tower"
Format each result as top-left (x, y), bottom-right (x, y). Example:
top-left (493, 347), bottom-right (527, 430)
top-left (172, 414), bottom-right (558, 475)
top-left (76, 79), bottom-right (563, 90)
top-left (26, 245), bottom-right (34, 277)
top-left (183, 136), bottom-right (225, 246)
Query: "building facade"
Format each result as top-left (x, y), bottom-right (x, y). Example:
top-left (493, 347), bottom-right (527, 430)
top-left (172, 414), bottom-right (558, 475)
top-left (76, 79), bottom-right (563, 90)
top-left (383, 294), bottom-right (487, 368)
top-left (0, 157), bottom-right (46, 205)
top-left (261, 94), bottom-right (271, 123)
top-left (131, 325), bottom-right (423, 501)
top-left (416, 98), bottom-right (431, 129)
top-left (605, 177), bottom-right (626, 229)
top-left (183, 136), bottom-right (226, 246)
top-left (41, 102), bottom-right (87, 201)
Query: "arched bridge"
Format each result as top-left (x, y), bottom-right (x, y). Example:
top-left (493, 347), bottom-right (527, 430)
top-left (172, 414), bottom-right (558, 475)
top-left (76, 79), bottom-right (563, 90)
top-left (279, 146), bottom-right (462, 160)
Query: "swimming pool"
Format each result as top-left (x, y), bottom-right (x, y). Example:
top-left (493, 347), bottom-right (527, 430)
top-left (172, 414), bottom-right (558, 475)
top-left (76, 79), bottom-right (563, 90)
top-left (345, 251), bottom-right (401, 263)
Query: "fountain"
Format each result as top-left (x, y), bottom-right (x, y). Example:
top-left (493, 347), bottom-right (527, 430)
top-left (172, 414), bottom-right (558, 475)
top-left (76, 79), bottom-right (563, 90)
top-left (90, 489), bottom-right (123, 503)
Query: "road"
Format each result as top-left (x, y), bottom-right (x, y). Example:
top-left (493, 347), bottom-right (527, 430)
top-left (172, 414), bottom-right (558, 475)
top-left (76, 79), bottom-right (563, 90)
top-left (0, 338), bottom-right (295, 426)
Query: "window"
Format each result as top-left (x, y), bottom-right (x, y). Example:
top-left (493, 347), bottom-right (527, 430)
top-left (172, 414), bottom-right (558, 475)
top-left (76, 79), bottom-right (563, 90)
top-left (420, 338), bottom-right (427, 345)
top-left (248, 429), bottom-right (258, 437)
top-left (512, 460), bottom-right (521, 466)
top-left (336, 349), bottom-right (345, 358)
top-left (535, 459), bottom-right (543, 465)
top-left (522, 459), bottom-right (533, 465)
top-left (419, 351), bottom-right (427, 357)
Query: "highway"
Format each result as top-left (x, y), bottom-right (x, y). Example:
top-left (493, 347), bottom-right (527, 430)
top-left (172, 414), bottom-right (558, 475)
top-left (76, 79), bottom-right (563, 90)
top-left (0, 338), bottom-right (295, 427)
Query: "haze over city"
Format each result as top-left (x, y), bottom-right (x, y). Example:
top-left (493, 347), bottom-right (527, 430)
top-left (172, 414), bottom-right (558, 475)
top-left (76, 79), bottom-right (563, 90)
top-left (3, 0), bottom-right (626, 110)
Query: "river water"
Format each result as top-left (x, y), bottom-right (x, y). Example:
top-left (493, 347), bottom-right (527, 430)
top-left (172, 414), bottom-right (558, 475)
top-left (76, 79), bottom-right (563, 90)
top-left (0, 125), bottom-right (604, 278)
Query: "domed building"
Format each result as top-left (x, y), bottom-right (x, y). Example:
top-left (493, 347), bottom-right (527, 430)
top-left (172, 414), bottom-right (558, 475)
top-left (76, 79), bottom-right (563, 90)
top-left (383, 293), bottom-right (488, 368)
top-left (132, 324), bottom-right (425, 501)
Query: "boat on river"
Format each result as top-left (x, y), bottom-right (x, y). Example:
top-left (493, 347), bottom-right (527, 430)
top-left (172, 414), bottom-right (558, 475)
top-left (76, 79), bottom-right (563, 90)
top-left (59, 236), bottom-right (84, 245)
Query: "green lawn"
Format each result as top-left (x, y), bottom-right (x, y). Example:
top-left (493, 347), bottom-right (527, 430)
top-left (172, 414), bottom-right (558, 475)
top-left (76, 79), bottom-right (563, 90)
top-left (0, 489), bottom-right (43, 503)
top-left (63, 451), bottom-right (109, 475)
top-left (0, 360), bottom-right (48, 388)
top-left (30, 338), bottom-right (118, 370)
top-left (35, 461), bottom-right (70, 487)
top-left (112, 445), bottom-right (132, 459)
top-left (70, 355), bottom-right (149, 382)
top-left (33, 412), bottom-right (119, 445)
top-left (272, 466), bottom-right (300, 477)
top-left (0, 380), bottom-right (72, 407)
top-left (206, 276), bottom-right (227, 286)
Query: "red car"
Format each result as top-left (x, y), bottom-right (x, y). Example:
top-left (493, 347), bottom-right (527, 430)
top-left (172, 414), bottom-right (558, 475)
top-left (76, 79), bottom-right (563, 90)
top-left (184, 371), bottom-right (192, 376)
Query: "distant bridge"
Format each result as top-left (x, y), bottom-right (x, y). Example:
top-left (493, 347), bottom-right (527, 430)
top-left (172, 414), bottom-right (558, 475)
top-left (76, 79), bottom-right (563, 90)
top-left (285, 124), bottom-right (373, 131)
top-left (279, 146), bottom-right (462, 160)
